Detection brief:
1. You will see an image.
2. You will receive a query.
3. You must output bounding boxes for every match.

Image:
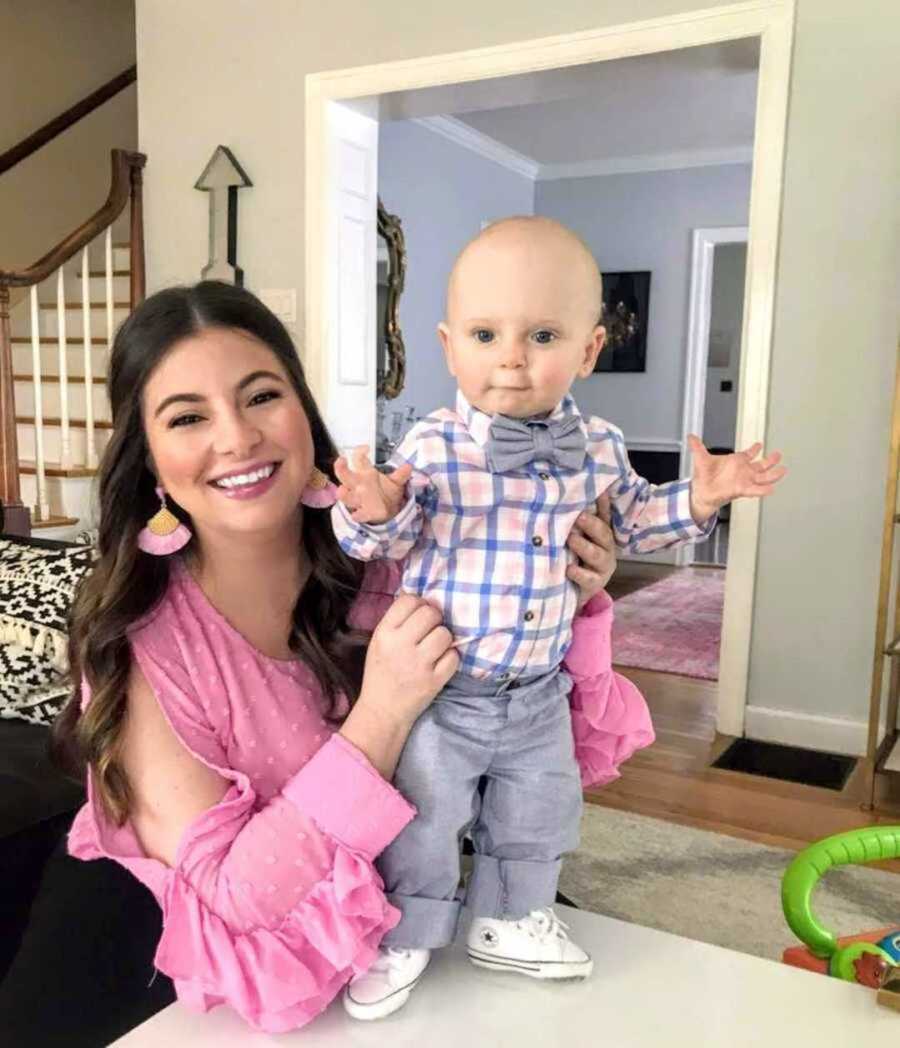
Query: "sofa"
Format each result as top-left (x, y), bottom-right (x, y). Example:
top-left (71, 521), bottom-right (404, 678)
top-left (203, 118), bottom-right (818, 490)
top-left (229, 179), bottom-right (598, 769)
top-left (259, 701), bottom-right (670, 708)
top-left (0, 528), bottom-right (174, 1045)
top-left (0, 532), bottom-right (89, 977)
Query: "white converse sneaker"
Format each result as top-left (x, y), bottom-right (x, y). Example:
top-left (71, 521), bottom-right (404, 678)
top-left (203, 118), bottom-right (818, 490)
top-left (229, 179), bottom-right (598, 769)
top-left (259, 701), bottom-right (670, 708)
top-left (343, 946), bottom-right (431, 1020)
top-left (467, 908), bottom-right (593, 980)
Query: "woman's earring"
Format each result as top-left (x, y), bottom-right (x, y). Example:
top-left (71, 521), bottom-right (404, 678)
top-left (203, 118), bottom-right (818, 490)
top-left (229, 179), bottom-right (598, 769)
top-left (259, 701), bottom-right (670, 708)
top-left (137, 487), bottom-right (192, 555)
top-left (300, 466), bottom-right (338, 508)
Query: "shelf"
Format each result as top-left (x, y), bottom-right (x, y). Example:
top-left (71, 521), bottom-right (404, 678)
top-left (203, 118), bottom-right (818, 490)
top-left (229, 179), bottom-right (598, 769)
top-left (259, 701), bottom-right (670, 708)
top-left (883, 737), bottom-right (900, 774)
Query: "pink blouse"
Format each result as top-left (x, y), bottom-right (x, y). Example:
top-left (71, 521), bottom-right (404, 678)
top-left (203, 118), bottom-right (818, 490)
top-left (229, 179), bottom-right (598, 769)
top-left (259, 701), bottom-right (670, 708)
top-left (68, 559), bottom-right (652, 1033)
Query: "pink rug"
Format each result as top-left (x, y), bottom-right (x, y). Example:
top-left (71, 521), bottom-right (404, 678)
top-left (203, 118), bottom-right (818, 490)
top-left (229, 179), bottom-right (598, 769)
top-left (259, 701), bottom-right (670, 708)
top-left (611, 570), bottom-right (724, 680)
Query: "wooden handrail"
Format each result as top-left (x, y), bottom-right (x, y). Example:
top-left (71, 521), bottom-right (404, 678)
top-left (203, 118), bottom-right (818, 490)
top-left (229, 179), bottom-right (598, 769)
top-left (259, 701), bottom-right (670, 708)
top-left (0, 66), bottom-right (137, 177)
top-left (0, 149), bottom-right (146, 290)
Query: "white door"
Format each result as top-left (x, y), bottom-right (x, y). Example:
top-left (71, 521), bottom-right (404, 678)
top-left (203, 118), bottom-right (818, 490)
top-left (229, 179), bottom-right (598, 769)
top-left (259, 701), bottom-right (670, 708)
top-left (321, 102), bottom-right (379, 453)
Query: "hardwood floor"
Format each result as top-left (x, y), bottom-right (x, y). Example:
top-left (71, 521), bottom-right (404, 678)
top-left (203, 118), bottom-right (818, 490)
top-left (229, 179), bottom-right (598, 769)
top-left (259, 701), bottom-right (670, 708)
top-left (591, 567), bottom-right (900, 861)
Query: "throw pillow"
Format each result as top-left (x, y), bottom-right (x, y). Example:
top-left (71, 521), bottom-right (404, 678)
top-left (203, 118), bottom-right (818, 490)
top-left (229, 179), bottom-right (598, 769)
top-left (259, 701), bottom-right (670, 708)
top-left (0, 539), bottom-right (95, 727)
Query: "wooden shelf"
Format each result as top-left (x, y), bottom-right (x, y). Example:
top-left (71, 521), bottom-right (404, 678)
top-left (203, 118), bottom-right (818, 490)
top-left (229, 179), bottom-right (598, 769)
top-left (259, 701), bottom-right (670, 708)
top-left (867, 343), bottom-right (900, 808)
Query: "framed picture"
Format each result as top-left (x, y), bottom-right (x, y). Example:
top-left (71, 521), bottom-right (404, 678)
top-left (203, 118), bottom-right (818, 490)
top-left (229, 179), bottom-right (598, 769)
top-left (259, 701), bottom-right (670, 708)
top-left (593, 270), bottom-right (651, 373)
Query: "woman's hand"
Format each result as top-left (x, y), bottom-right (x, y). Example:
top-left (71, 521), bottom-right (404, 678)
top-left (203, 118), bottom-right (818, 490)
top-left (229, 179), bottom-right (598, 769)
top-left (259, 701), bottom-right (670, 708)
top-left (359, 594), bottom-right (458, 724)
top-left (567, 494), bottom-right (617, 609)
top-left (341, 595), bottom-right (458, 779)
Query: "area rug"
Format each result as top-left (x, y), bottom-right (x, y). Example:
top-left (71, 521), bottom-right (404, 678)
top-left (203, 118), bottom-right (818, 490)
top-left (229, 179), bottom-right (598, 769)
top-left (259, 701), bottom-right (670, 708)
top-left (611, 569), bottom-right (724, 680)
top-left (559, 806), bottom-right (900, 962)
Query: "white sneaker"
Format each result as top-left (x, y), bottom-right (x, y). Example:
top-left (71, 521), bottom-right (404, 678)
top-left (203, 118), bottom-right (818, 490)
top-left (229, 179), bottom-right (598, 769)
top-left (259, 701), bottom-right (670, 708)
top-left (467, 908), bottom-right (593, 980)
top-left (343, 946), bottom-right (431, 1021)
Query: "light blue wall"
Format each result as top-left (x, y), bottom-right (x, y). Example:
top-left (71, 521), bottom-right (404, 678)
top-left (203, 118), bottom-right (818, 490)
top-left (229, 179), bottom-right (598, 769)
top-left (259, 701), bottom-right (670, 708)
top-left (378, 120), bottom-right (535, 426)
top-left (536, 165), bottom-right (752, 446)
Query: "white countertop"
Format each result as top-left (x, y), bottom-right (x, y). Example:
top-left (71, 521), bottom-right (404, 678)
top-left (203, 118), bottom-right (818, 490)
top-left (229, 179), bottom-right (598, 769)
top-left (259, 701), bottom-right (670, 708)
top-left (113, 906), bottom-right (896, 1047)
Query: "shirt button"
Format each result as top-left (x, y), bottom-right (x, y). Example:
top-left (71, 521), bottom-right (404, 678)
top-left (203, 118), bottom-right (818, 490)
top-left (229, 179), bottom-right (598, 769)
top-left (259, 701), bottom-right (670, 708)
top-left (524, 610), bottom-right (535, 622)
top-left (531, 535), bottom-right (543, 547)
top-left (539, 472), bottom-right (551, 481)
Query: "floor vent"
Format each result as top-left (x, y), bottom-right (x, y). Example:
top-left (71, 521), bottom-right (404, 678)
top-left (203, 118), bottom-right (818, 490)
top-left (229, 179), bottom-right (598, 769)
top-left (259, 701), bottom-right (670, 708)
top-left (712, 738), bottom-right (857, 791)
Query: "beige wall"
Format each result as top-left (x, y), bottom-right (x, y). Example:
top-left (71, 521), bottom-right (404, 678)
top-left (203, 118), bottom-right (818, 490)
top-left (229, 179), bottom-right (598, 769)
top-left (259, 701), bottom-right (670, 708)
top-left (0, 0), bottom-right (137, 271)
top-left (135, 0), bottom-right (900, 740)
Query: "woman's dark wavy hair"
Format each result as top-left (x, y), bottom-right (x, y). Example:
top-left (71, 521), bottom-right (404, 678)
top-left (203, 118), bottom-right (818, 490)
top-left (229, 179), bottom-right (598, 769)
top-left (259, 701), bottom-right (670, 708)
top-left (53, 281), bottom-right (368, 824)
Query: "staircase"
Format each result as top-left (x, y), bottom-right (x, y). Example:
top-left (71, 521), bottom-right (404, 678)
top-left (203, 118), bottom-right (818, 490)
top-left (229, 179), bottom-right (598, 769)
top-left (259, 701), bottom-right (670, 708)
top-left (9, 243), bottom-right (132, 536)
top-left (0, 67), bottom-right (142, 539)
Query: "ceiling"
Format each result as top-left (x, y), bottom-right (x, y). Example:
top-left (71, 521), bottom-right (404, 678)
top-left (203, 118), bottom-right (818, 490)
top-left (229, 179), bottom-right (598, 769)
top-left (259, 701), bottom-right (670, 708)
top-left (379, 39), bottom-right (760, 170)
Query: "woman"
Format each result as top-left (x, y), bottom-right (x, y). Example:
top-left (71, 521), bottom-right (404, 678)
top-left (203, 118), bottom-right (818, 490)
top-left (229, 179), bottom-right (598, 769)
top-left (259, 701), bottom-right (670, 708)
top-left (8, 282), bottom-right (639, 1038)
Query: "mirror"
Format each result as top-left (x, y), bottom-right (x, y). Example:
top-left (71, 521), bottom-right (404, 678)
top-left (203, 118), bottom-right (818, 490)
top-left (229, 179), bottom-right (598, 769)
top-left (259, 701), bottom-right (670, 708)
top-left (377, 198), bottom-right (407, 400)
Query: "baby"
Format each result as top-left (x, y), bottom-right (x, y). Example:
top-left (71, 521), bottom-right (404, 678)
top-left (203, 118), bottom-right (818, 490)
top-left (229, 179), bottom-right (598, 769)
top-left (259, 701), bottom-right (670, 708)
top-left (332, 216), bottom-right (785, 1020)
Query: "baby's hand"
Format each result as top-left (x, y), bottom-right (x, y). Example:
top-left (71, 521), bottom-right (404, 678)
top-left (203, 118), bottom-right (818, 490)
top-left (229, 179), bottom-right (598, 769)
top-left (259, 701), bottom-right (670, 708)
top-left (334, 445), bottom-right (412, 524)
top-left (687, 434), bottom-right (787, 523)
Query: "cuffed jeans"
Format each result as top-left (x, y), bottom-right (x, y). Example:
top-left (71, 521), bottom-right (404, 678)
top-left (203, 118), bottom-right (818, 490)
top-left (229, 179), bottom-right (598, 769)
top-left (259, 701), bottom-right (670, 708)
top-left (379, 668), bottom-right (583, 949)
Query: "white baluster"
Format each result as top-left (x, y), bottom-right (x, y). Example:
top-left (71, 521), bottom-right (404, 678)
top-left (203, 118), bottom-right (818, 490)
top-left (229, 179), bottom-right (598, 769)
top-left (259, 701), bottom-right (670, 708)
top-left (104, 226), bottom-right (114, 356)
top-left (81, 245), bottom-right (96, 468)
top-left (56, 268), bottom-right (72, 468)
top-left (30, 286), bottom-right (49, 521)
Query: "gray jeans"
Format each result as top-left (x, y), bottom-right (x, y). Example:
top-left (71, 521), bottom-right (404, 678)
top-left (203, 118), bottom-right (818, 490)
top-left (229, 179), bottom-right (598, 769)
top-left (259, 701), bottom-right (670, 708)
top-left (379, 668), bottom-right (583, 949)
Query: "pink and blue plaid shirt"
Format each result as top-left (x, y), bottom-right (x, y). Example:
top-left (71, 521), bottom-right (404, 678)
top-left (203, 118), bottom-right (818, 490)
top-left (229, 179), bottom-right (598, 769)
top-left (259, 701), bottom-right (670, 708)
top-left (332, 391), bottom-right (714, 681)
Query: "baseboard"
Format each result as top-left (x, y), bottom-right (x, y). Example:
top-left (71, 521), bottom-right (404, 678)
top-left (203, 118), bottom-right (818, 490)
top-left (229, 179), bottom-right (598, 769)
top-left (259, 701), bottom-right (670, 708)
top-left (618, 549), bottom-right (679, 567)
top-left (745, 706), bottom-right (868, 758)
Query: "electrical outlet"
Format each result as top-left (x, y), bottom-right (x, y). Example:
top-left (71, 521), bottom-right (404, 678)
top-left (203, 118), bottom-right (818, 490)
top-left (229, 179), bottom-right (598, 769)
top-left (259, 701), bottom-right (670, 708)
top-left (259, 289), bottom-right (296, 324)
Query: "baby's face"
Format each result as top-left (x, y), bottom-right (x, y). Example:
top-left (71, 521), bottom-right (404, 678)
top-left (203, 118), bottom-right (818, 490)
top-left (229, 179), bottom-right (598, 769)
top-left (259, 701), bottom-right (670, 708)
top-left (439, 224), bottom-right (605, 419)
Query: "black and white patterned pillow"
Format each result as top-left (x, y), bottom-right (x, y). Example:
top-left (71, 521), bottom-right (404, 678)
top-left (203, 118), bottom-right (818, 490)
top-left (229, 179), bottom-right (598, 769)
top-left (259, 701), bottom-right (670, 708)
top-left (0, 539), bottom-right (96, 727)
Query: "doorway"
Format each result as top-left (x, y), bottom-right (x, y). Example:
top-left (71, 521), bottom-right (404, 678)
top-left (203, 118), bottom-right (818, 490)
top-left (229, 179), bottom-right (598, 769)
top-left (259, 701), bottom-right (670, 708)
top-left (304, 1), bottom-right (795, 738)
top-left (682, 227), bottom-right (749, 569)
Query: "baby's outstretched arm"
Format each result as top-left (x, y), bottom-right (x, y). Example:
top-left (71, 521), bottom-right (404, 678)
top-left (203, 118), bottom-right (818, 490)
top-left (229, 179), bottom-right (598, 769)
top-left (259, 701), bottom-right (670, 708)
top-left (334, 445), bottom-right (413, 524)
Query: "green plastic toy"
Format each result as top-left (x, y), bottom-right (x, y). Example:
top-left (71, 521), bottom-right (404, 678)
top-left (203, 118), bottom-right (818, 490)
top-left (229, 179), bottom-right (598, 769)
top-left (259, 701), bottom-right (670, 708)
top-left (782, 825), bottom-right (900, 984)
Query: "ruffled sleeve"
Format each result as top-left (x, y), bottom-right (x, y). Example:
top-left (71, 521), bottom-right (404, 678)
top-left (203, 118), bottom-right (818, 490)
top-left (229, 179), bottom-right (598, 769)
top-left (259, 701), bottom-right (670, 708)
top-left (563, 592), bottom-right (655, 788)
top-left (69, 630), bottom-right (416, 1034)
top-left (152, 734), bottom-right (415, 1032)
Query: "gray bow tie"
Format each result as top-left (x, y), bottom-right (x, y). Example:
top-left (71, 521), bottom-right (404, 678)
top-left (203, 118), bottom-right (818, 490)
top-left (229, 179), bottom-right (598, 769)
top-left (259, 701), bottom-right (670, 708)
top-left (486, 413), bottom-right (586, 473)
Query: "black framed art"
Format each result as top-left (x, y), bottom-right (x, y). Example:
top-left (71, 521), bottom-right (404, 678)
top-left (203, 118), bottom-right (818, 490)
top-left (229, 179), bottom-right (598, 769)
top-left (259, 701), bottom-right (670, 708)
top-left (594, 270), bottom-right (651, 373)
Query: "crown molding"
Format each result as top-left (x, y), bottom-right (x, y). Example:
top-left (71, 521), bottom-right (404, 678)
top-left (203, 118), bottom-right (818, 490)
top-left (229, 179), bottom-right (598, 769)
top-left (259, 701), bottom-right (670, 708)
top-left (411, 116), bottom-right (539, 180)
top-left (410, 118), bottom-right (753, 182)
top-left (537, 146), bottom-right (754, 181)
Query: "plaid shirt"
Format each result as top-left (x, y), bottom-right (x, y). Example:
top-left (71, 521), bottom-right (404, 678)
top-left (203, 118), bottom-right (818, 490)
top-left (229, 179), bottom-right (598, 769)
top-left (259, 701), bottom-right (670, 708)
top-left (332, 391), bottom-right (714, 681)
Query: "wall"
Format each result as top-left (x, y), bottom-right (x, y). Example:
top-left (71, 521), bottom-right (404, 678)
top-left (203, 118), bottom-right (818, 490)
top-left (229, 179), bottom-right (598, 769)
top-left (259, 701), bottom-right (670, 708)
top-left (378, 119), bottom-right (535, 427)
top-left (703, 241), bottom-right (746, 450)
top-left (536, 165), bottom-right (751, 445)
top-left (0, 1), bottom-right (137, 272)
top-left (134, 0), bottom-right (900, 746)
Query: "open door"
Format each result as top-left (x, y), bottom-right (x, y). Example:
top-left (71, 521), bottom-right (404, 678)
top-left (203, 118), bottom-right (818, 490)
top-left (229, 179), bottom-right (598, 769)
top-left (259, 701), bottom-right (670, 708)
top-left (319, 102), bottom-right (379, 452)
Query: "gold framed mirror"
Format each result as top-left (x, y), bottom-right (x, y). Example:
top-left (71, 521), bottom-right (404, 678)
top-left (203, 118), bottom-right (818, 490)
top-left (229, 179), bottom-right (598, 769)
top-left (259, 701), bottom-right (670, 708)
top-left (377, 198), bottom-right (406, 400)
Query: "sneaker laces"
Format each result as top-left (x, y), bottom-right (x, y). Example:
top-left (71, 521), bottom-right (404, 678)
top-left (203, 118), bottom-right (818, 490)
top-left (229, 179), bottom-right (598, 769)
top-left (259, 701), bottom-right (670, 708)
top-left (516, 907), bottom-right (570, 942)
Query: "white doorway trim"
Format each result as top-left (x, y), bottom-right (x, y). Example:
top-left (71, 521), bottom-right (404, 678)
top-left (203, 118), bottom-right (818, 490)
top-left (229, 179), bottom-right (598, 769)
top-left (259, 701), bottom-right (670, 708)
top-left (679, 224), bottom-right (749, 568)
top-left (305, 0), bottom-right (796, 739)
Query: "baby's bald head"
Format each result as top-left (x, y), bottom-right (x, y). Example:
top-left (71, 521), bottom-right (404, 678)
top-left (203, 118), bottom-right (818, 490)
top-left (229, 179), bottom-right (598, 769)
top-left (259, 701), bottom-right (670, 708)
top-left (446, 216), bottom-right (603, 326)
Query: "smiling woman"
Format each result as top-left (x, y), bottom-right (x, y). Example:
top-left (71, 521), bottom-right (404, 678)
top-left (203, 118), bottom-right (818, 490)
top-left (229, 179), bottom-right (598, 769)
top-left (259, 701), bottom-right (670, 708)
top-left (0, 280), bottom-right (624, 1042)
top-left (54, 283), bottom-right (375, 819)
top-left (142, 330), bottom-right (315, 541)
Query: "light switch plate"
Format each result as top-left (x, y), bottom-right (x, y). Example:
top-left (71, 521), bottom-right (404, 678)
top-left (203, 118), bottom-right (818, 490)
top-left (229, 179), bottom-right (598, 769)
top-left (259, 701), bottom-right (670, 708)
top-left (259, 288), bottom-right (296, 323)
